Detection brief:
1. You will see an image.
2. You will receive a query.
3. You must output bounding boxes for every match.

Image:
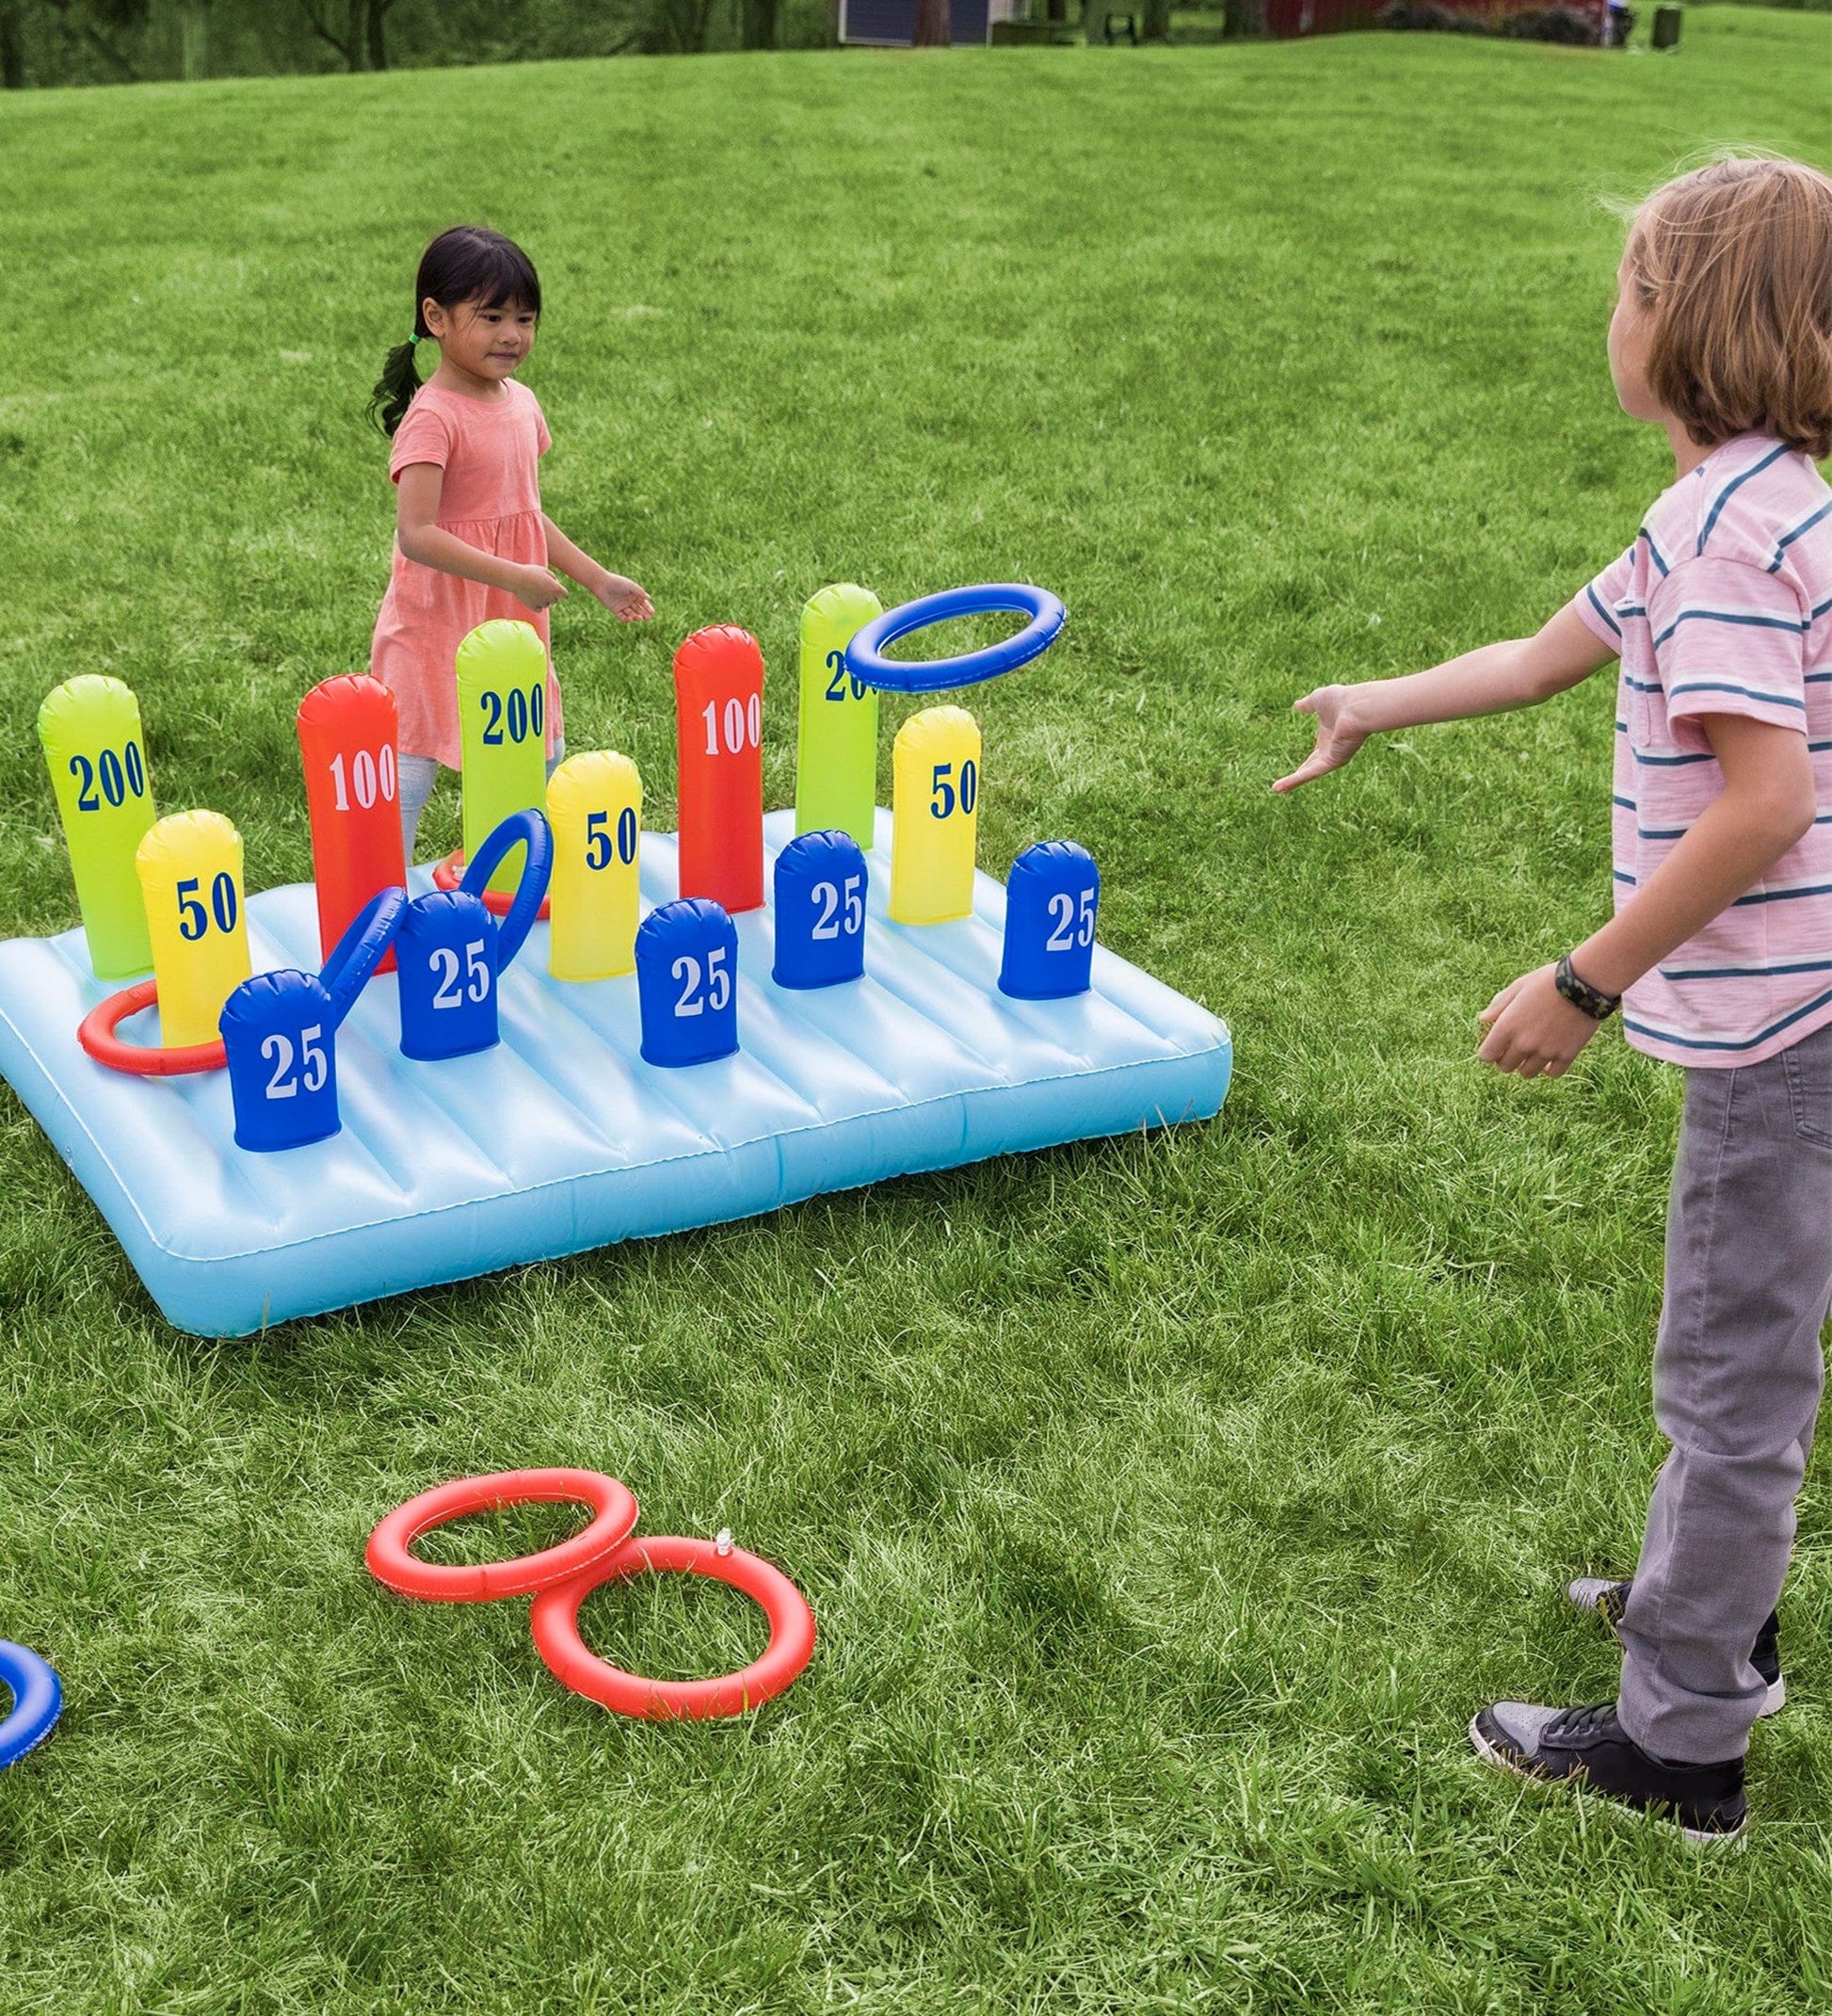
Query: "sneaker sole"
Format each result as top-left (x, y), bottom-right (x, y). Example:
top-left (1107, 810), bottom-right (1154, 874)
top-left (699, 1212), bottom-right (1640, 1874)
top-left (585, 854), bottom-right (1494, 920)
top-left (1467, 1713), bottom-right (1746, 1847)
top-left (1565, 1581), bottom-right (1785, 1720)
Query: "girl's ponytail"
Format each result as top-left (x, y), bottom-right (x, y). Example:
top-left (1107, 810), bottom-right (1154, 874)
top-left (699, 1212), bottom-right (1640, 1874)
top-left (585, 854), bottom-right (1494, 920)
top-left (368, 332), bottom-right (424, 439)
top-left (365, 225), bottom-right (542, 439)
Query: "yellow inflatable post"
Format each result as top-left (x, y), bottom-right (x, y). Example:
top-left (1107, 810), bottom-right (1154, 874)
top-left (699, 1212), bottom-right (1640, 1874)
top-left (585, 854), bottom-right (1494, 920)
top-left (136, 811), bottom-right (250, 1048)
top-left (890, 706), bottom-right (980, 925)
top-left (458, 620), bottom-right (550, 895)
top-left (38, 676), bottom-right (157, 978)
top-left (795, 584), bottom-right (882, 849)
top-left (546, 751), bottom-right (642, 981)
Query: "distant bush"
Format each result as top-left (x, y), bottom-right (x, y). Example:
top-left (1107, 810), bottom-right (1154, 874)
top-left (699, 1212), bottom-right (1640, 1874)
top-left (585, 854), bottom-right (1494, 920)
top-left (1377, 2), bottom-right (1494, 28)
top-left (1503, 5), bottom-right (1608, 38)
top-left (1376, 0), bottom-right (1609, 38)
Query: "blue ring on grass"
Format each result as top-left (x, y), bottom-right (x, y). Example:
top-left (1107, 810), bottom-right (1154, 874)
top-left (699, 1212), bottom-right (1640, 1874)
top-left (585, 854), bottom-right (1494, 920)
top-left (0, 1641), bottom-right (62, 1768)
top-left (844, 584), bottom-right (1066, 694)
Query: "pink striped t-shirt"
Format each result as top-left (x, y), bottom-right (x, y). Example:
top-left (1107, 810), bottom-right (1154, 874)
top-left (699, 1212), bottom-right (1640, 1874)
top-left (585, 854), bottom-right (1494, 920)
top-left (1573, 433), bottom-right (1832, 1068)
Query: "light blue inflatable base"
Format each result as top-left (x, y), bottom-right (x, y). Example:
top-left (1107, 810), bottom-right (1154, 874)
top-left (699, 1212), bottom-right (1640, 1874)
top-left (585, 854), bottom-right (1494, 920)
top-left (0, 812), bottom-right (1231, 1336)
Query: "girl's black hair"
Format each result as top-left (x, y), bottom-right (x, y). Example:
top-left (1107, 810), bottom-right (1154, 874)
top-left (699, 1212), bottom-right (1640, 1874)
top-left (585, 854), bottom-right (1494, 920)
top-left (368, 225), bottom-right (542, 437)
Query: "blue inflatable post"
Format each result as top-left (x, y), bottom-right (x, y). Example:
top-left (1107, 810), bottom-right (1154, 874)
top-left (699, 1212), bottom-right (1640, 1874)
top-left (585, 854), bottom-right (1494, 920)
top-left (999, 842), bottom-right (1100, 1000)
top-left (397, 811), bottom-right (551, 1062)
top-left (220, 887), bottom-right (406, 1152)
top-left (637, 897), bottom-right (739, 1066)
top-left (0, 1640), bottom-right (63, 1769)
top-left (772, 831), bottom-right (867, 991)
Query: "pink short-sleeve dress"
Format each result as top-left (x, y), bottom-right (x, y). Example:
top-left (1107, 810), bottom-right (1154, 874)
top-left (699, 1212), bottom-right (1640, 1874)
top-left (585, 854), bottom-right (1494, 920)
top-left (370, 377), bottom-right (564, 769)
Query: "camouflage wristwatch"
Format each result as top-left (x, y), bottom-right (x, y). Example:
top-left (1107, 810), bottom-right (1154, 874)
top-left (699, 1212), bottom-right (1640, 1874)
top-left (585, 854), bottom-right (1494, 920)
top-left (1555, 955), bottom-right (1620, 1022)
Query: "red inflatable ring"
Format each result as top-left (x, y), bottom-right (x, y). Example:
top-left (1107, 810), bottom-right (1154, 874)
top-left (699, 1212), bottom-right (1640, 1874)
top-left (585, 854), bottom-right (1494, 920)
top-left (432, 850), bottom-right (552, 921)
top-left (78, 979), bottom-right (227, 1076)
top-left (366, 1469), bottom-right (640, 1603)
top-left (530, 1534), bottom-right (816, 1719)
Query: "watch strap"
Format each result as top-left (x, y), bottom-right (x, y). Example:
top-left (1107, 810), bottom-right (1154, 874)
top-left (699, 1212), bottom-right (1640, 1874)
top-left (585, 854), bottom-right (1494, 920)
top-left (1555, 954), bottom-right (1620, 1022)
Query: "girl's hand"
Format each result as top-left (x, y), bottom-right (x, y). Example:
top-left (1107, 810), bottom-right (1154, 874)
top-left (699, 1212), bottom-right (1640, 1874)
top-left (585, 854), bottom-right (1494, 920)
top-left (1476, 963), bottom-right (1601, 1079)
top-left (510, 563), bottom-right (568, 612)
top-left (1273, 685), bottom-right (1372, 794)
top-left (592, 573), bottom-right (654, 622)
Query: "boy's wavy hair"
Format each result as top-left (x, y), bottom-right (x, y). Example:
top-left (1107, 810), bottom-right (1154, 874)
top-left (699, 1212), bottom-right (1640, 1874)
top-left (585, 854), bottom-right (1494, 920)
top-left (1617, 153), bottom-right (1832, 462)
top-left (368, 225), bottom-right (542, 437)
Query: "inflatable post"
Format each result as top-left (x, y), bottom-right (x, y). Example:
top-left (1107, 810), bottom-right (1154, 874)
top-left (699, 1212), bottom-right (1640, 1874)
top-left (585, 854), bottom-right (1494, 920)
top-left (397, 810), bottom-right (552, 1061)
top-left (795, 585), bottom-right (881, 849)
top-left (890, 707), bottom-right (979, 925)
top-left (999, 842), bottom-right (1099, 999)
top-left (135, 812), bottom-right (250, 1048)
top-left (636, 898), bottom-right (739, 1066)
top-left (219, 888), bottom-right (406, 1152)
top-left (772, 831), bottom-right (867, 990)
top-left (458, 621), bottom-right (550, 896)
top-left (38, 676), bottom-right (156, 978)
top-left (674, 627), bottom-right (763, 913)
top-left (546, 751), bottom-right (642, 981)
top-left (297, 675), bottom-right (406, 967)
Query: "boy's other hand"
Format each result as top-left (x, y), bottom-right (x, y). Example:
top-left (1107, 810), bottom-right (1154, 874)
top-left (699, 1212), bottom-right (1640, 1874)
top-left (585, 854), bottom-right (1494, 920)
top-left (1273, 685), bottom-right (1371, 793)
top-left (593, 574), bottom-right (654, 622)
top-left (1477, 963), bottom-right (1601, 1079)
top-left (511, 563), bottom-right (568, 612)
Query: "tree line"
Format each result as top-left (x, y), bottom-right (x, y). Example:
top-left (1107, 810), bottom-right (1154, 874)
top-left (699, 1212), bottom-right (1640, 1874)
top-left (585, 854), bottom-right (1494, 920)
top-left (0, 0), bottom-right (849, 89)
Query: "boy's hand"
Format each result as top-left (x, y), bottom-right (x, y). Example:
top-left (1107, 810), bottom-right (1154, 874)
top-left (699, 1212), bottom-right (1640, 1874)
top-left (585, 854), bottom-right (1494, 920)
top-left (511, 563), bottom-right (568, 612)
top-left (1273, 685), bottom-right (1371, 793)
top-left (1477, 963), bottom-right (1601, 1079)
top-left (592, 573), bottom-right (654, 622)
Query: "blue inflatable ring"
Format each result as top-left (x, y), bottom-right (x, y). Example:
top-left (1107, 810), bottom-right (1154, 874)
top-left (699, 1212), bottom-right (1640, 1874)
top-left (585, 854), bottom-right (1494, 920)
top-left (0, 1641), bottom-right (62, 1768)
top-left (320, 885), bottom-right (408, 1025)
top-left (844, 584), bottom-right (1066, 694)
top-left (460, 808), bottom-right (554, 973)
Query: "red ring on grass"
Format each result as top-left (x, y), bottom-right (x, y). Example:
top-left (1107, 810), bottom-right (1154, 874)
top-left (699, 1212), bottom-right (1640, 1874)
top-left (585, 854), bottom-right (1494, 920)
top-left (366, 1469), bottom-right (640, 1603)
top-left (78, 980), bottom-right (227, 1076)
top-left (530, 1534), bottom-right (816, 1719)
top-left (433, 850), bottom-right (552, 921)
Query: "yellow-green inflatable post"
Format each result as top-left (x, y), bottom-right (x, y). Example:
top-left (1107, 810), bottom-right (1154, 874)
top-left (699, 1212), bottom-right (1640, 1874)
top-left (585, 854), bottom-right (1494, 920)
top-left (458, 619), bottom-right (550, 895)
top-left (546, 751), bottom-right (642, 981)
top-left (38, 676), bottom-right (156, 977)
top-left (890, 706), bottom-right (980, 925)
top-left (135, 811), bottom-right (250, 1048)
top-left (795, 584), bottom-right (882, 848)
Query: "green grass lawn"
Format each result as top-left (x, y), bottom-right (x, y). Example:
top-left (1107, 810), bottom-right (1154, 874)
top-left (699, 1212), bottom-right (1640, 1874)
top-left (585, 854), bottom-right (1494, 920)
top-left (2, 13), bottom-right (1830, 2010)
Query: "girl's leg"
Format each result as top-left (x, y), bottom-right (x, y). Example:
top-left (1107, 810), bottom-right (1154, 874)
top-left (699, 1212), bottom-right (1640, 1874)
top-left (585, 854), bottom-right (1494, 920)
top-left (401, 749), bottom-right (562, 864)
top-left (397, 755), bottom-right (441, 863)
top-left (1616, 1024), bottom-right (1832, 1763)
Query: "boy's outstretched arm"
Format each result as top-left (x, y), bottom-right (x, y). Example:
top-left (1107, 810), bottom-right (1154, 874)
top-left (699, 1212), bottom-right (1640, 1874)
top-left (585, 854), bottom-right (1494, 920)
top-left (1272, 604), bottom-right (1615, 794)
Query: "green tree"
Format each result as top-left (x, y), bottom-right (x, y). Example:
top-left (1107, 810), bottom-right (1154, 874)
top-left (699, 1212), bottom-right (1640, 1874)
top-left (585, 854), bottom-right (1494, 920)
top-left (32, 0), bottom-right (145, 77)
top-left (295, 0), bottom-right (399, 69)
top-left (178, 0), bottom-right (207, 73)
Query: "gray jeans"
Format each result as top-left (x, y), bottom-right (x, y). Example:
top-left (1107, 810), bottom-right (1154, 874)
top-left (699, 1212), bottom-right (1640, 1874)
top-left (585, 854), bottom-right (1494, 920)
top-left (1617, 1020), bottom-right (1832, 1762)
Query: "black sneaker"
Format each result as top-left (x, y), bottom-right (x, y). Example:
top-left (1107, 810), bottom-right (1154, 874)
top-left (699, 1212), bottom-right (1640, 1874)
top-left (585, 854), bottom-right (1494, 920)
top-left (1566, 1577), bottom-right (1783, 1717)
top-left (1470, 1701), bottom-right (1746, 1844)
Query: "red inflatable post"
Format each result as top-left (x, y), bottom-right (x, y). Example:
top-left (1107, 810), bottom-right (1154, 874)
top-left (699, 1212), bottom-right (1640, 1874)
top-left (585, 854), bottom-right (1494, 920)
top-left (297, 675), bottom-right (408, 969)
top-left (674, 626), bottom-right (764, 913)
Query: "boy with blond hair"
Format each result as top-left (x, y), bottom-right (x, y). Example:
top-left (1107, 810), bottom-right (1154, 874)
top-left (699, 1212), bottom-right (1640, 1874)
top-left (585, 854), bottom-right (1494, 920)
top-left (1278, 156), bottom-right (1832, 1842)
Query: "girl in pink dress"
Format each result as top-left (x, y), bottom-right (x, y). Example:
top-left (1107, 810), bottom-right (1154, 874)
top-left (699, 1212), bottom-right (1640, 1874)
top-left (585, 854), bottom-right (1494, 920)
top-left (368, 226), bottom-right (652, 858)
